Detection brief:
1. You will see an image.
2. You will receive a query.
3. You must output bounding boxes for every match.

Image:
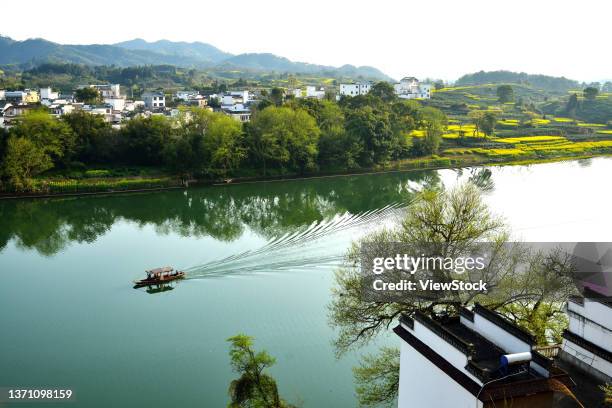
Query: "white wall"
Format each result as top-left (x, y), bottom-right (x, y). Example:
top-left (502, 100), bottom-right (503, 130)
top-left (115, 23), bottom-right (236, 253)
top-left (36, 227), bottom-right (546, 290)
top-left (562, 338), bottom-right (612, 378)
top-left (461, 314), bottom-right (531, 354)
top-left (569, 299), bottom-right (612, 331)
top-left (398, 338), bottom-right (483, 408)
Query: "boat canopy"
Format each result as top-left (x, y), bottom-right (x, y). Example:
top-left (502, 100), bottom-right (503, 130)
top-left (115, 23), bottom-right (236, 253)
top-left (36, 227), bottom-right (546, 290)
top-left (147, 266), bottom-right (173, 274)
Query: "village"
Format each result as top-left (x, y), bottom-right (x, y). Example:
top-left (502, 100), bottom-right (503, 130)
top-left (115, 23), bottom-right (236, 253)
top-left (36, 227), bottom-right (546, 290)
top-left (0, 77), bottom-right (432, 128)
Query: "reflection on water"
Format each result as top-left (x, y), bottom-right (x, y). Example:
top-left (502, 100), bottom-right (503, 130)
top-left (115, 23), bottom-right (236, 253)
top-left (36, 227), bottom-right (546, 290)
top-left (1, 158), bottom-right (611, 408)
top-left (0, 170), bottom-right (440, 257)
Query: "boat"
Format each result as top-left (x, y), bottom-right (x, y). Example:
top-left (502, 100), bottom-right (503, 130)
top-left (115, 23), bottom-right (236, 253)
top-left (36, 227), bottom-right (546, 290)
top-left (133, 266), bottom-right (185, 288)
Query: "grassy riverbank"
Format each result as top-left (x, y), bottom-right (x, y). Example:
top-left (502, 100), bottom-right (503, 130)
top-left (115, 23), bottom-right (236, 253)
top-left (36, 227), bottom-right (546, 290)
top-left (3, 150), bottom-right (610, 199)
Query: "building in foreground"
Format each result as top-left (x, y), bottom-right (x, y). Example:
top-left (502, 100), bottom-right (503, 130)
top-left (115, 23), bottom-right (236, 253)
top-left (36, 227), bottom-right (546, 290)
top-left (560, 288), bottom-right (612, 383)
top-left (394, 76), bottom-right (431, 99)
top-left (395, 304), bottom-right (577, 408)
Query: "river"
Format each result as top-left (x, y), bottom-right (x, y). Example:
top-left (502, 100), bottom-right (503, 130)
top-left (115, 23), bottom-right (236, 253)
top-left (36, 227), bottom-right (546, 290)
top-left (1, 157), bottom-right (611, 407)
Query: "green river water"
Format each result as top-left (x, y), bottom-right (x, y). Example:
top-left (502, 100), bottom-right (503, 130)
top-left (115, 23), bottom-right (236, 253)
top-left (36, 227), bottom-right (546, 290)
top-left (1, 157), bottom-right (611, 407)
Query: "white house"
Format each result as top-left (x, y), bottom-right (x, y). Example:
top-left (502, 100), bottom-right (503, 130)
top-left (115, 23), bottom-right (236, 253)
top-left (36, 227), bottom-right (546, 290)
top-left (0, 90), bottom-right (6, 100)
top-left (339, 82), bottom-right (371, 97)
top-left (560, 288), bottom-right (612, 383)
top-left (289, 88), bottom-right (303, 98)
top-left (306, 86), bottom-right (325, 99)
top-left (395, 305), bottom-right (574, 408)
top-left (91, 84), bottom-right (121, 98)
top-left (394, 77), bottom-right (432, 99)
top-left (40, 87), bottom-right (59, 101)
top-left (104, 97), bottom-right (126, 112)
top-left (230, 90), bottom-right (250, 104)
top-left (142, 92), bottom-right (166, 109)
top-left (175, 90), bottom-right (198, 101)
top-left (221, 104), bottom-right (251, 122)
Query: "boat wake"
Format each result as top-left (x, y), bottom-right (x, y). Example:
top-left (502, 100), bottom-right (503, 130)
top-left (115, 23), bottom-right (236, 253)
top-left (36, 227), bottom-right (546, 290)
top-left (184, 203), bottom-right (406, 279)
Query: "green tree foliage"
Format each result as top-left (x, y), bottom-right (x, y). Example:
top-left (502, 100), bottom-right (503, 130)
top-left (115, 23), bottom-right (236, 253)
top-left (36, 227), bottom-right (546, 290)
top-left (205, 114), bottom-right (246, 175)
top-left (412, 107), bottom-right (446, 155)
top-left (480, 111), bottom-right (497, 136)
top-left (496, 84), bottom-right (514, 103)
top-left (328, 183), bottom-right (578, 402)
top-left (291, 99), bottom-right (359, 168)
top-left (566, 93), bottom-right (579, 117)
top-left (226, 334), bottom-right (294, 408)
top-left (269, 87), bottom-right (285, 106)
top-left (9, 110), bottom-right (76, 166)
top-left (119, 115), bottom-right (175, 165)
top-left (369, 81), bottom-right (396, 103)
top-left (248, 106), bottom-right (320, 173)
top-left (1, 137), bottom-right (53, 191)
top-left (74, 87), bottom-right (102, 104)
top-left (583, 87), bottom-right (599, 100)
top-left (62, 111), bottom-right (117, 163)
top-left (353, 347), bottom-right (400, 407)
top-left (599, 384), bottom-right (612, 405)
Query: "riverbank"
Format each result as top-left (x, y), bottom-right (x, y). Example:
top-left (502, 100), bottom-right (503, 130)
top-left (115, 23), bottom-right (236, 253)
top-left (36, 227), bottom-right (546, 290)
top-left (2, 151), bottom-right (610, 200)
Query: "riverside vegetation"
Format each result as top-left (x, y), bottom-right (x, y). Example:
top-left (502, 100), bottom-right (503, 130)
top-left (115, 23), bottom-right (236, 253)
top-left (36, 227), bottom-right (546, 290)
top-left (1, 78), bottom-right (611, 194)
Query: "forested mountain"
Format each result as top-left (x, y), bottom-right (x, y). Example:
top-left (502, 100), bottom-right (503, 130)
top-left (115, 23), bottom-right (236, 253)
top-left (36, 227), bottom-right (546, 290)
top-left (456, 70), bottom-right (580, 93)
top-left (0, 36), bottom-right (391, 80)
top-left (114, 39), bottom-right (231, 63)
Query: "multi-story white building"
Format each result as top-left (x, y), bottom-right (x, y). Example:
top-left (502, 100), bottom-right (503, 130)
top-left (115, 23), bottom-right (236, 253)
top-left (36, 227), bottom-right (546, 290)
top-left (560, 288), bottom-right (612, 383)
top-left (104, 97), bottom-right (126, 112)
top-left (142, 92), bottom-right (166, 109)
top-left (40, 87), bottom-right (59, 100)
top-left (394, 77), bottom-right (432, 99)
top-left (306, 86), bottom-right (325, 99)
top-left (221, 103), bottom-right (251, 122)
top-left (395, 305), bottom-right (574, 408)
top-left (175, 90), bottom-right (198, 101)
top-left (90, 84), bottom-right (121, 98)
top-left (339, 82), bottom-right (371, 97)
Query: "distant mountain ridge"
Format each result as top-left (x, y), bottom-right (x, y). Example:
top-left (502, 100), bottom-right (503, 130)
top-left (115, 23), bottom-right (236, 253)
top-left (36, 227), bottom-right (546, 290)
top-left (456, 70), bottom-right (580, 93)
top-left (0, 36), bottom-right (392, 81)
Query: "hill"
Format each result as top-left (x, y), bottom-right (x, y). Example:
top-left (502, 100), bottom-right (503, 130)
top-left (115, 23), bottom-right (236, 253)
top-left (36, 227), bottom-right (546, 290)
top-left (0, 36), bottom-right (391, 81)
top-left (114, 39), bottom-right (231, 63)
top-left (456, 70), bottom-right (579, 93)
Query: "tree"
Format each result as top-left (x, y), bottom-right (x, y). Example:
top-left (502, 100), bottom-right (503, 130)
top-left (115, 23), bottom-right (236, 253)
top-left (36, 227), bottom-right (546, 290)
top-left (345, 106), bottom-right (396, 166)
top-left (205, 114), bottom-right (246, 176)
top-left (248, 106), bottom-right (320, 173)
top-left (353, 347), bottom-right (400, 406)
top-left (479, 111), bottom-right (497, 136)
top-left (328, 183), bottom-right (578, 402)
top-left (74, 87), bottom-right (102, 104)
top-left (566, 93), bottom-right (579, 117)
top-left (120, 115), bottom-right (176, 165)
top-left (226, 334), bottom-right (294, 408)
top-left (269, 87), bottom-right (285, 106)
top-left (329, 183), bottom-right (505, 353)
top-left (0, 127), bottom-right (8, 164)
top-left (1, 137), bottom-right (53, 191)
top-left (496, 85), bottom-right (514, 103)
top-left (62, 111), bottom-right (117, 163)
top-left (413, 107), bottom-right (446, 155)
top-left (370, 82), bottom-right (396, 103)
top-left (292, 99), bottom-right (361, 168)
top-left (583, 87), bottom-right (599, 100)
top-left (10, 110), bottom-right (76, 166)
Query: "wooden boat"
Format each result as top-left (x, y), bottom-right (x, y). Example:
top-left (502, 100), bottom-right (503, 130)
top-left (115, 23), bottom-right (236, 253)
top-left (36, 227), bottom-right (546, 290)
top-left (133, 266), bottom-right (185, 288)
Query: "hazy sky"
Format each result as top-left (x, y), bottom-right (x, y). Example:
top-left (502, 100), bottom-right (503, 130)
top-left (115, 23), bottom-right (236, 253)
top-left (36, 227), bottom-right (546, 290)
top-left (3, 0), bottom-right (611, 81)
